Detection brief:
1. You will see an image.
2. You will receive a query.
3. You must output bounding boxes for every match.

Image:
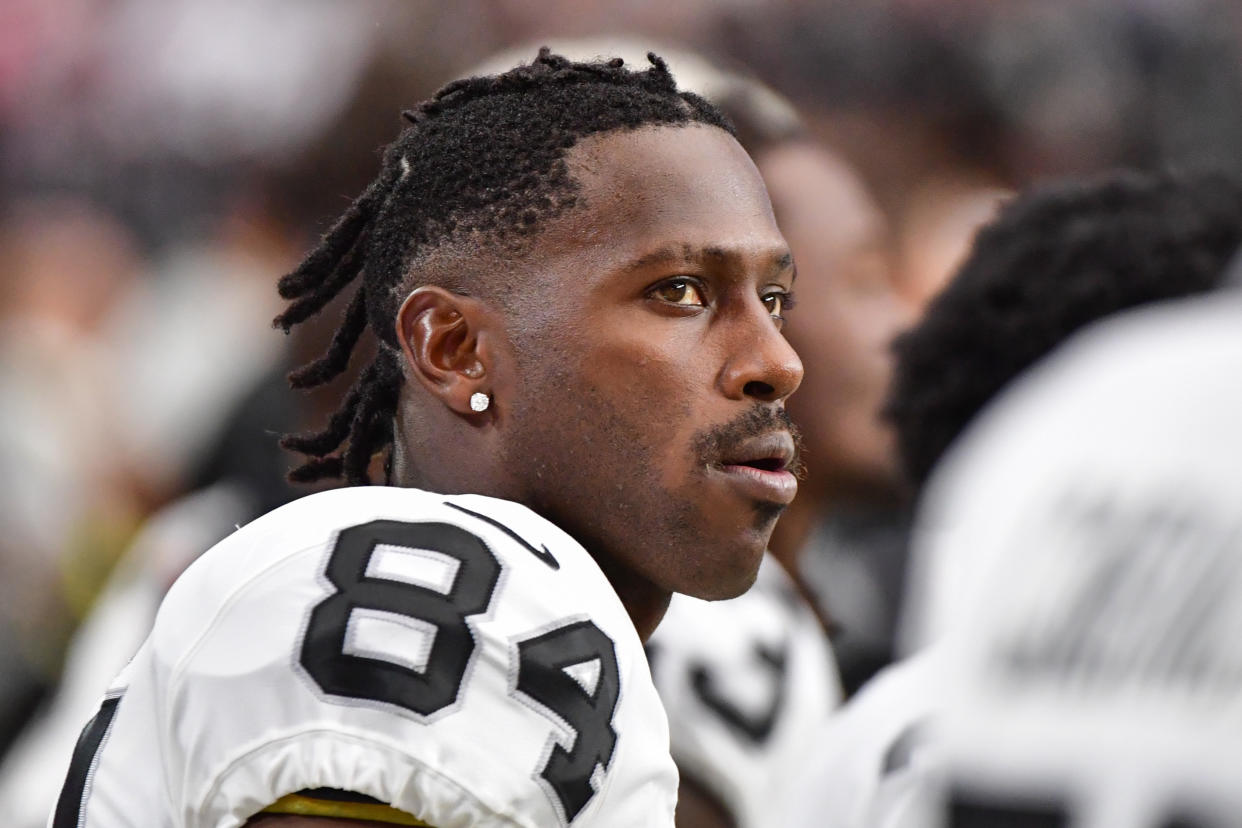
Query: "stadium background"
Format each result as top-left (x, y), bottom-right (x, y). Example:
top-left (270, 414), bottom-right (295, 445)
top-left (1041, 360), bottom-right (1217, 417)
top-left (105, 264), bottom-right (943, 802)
top-left (2, 0), bottom-right (1241, 782)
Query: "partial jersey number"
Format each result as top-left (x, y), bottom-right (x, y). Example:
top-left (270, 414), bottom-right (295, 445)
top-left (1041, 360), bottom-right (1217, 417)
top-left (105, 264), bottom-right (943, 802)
top-left (298, 519), bottom-right (620, 823)
top-left (689, 640), bottom-right (789, 744)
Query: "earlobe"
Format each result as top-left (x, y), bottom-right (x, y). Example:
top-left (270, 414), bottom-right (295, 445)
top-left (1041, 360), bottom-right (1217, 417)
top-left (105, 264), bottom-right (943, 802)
top-left (396, 286), bottom-right (493, 416)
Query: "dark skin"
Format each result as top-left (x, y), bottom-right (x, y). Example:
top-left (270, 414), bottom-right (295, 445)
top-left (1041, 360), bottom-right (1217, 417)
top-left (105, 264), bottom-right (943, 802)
top-left (760, 142), bottom-right (910, 573)
top-left (672, 143), bottom-right (910, 828)
top-left (247, 124), bottom-right (801, 826)
top-left (393, 123), bottom-right (802, 637)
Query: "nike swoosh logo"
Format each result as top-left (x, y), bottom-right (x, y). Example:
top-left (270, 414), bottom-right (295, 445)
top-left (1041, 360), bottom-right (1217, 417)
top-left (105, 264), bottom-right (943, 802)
top-left (444, 502), bottom-right (560, 570)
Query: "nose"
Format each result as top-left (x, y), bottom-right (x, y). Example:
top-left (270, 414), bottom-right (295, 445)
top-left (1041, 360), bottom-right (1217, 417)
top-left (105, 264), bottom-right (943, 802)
top-left (718, 302), bottom-right (804, 403)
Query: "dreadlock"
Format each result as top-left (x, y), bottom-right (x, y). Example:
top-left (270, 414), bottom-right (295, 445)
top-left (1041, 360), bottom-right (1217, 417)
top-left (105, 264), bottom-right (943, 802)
top-left (275, 48), bottom-right (732, 485)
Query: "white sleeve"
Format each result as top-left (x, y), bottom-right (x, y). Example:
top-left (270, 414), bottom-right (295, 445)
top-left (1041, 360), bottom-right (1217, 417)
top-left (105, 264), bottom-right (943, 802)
top-left (779, 653), bottom-right (945, 828)
top-left (892, 294), bottom-right (1242, 828)
top-left (64, 487), bottom-right (677, 828)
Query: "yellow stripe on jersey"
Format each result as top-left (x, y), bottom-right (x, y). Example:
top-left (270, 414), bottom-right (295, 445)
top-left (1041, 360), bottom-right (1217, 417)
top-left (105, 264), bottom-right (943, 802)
top-left (261, 792), bottom-right (433, 826)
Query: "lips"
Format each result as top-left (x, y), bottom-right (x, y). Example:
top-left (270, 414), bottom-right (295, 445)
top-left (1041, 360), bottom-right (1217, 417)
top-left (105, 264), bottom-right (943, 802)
top-left (711, 431), bottom-right (799, 506)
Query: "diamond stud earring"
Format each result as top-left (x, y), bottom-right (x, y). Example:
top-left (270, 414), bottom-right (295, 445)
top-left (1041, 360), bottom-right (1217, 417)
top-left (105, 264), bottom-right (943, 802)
top-left (469, 392), bottom-right (490, 413)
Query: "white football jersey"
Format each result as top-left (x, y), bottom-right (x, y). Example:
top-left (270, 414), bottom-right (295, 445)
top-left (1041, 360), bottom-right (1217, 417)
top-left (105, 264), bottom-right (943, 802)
top-left (51, 486), bottom-right (678, 828)
top-left (785, 290), bottom-right (1242, 828)
top-left (645, 554), bottom-right (842, 828)
top-left (903, 290), bottom-right (1242, 828)
top-left (779, 651), bottom-right (944, 828)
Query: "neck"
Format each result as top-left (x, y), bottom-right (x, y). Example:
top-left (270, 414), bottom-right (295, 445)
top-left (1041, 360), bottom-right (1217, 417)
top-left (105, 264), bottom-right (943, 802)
top-left (393, 423), bottom-right (671, 641)
top-left (392, 410), bottom-right (509, 495)
top-left (592, 553), bottom-right (672, 642)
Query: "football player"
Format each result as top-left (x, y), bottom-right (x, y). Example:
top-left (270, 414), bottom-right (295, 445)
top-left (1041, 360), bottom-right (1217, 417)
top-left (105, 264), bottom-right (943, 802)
top-left (783, 169), bottom-right (1242, 828)
top-left (52, 50), bottom-right (803, 828)
top-left (903, 282), bottom-right (1242, 828)
top-left (639, 53), bottom-right (908, 828)
top-left (460, 43), bottom-right (901, 828)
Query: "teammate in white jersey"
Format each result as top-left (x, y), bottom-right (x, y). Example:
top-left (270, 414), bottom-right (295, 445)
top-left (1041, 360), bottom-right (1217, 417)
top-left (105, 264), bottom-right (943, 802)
top-left (647, 555), bottom-right (841, 828)
top-left (52, 50), bottom-right (805, 828)
top-left (783, 170), bottom-right (1242, 828)
top-left (905, 285), bottom-right (1242, 828)
top-left (641, 57), bottom-right (909, 828)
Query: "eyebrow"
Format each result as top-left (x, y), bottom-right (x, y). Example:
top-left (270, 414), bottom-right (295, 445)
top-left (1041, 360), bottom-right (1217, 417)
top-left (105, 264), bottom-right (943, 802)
top-left (623, 244), bottom-right (795, 277)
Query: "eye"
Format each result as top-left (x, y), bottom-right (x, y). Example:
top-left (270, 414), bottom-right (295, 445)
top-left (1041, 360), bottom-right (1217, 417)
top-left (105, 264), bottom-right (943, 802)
top-left (762, 290), bottom-right (796, 324)
top-left (649, 278), bottom-right (707, 307)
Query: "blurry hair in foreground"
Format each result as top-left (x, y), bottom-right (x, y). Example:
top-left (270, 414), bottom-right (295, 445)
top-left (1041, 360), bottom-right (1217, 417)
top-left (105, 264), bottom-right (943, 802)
top-left (899, 260), bottom-right (1242, 828)
top-left (886, 168), bottom-right (1242, 491)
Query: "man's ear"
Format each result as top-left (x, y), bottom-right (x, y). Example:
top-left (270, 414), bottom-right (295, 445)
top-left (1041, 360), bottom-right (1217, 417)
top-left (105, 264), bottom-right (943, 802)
top-left (396, 286), bottom-right (494, 416)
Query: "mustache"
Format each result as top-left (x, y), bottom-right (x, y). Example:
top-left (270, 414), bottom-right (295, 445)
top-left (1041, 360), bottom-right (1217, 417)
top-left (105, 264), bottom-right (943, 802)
top-left (691, 406), bottom-right (805, 479)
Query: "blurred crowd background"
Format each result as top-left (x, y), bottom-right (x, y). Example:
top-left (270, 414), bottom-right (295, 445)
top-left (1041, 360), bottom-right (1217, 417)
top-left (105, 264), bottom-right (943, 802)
top-left (4, 0), bottom-right (1242, 782)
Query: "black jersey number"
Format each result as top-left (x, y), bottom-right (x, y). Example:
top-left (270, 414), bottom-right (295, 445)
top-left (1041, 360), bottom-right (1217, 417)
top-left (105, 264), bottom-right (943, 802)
top-left (947, 788), bottom-right (1210, 828)
top-left (516, 620), bottom-right (621, 823)
top-left (299, 518), bottom-right (622, 823)
top-left (690, 640), bottom-right (789, 744)
top-left (299, 519), bottom-right (502, 717)
top-left (946, 787), bottom-right (1070, 828)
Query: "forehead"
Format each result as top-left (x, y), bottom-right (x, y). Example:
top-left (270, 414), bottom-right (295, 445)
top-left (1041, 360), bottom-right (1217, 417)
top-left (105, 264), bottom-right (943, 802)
top-left (758, 143), bottom-right (885, 252)
top-left (537, 124), bottom-right (784, 269)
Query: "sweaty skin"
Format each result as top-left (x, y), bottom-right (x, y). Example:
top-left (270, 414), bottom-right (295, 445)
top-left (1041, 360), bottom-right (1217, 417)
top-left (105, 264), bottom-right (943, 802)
top-left (392, 123), bottom-right (802, 641)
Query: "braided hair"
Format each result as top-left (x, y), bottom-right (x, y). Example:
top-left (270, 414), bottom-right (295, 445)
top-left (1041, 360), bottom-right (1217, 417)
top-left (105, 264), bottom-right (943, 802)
top-left (274, 49), bottom-right (731, 486)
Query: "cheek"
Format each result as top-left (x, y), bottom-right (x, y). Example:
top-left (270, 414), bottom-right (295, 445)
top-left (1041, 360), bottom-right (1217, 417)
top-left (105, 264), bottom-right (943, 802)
top-left (520, 331), bottom-right (699, 453)
top-left (787, 320), bottom-right (886, 455)
top-left (589, 340), bottom-right (699, 446)
top-left (576, 327), bottom-right (716, 492)
top-left (506, 344), bottom-right (710, 554)
top-left (788, 322), bottom-right (854, 406)
top-left (795, 299), bottom-right (892, 394)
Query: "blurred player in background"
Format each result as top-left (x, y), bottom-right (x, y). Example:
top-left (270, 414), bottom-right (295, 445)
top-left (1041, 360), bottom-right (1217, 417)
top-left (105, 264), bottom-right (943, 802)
top-left (757, 102), bottom-right (915, 698)
top-left (0, 199), bottom-right (147, 753)
top-left (644, 50), bottom-right (909, 828)
top-left (887, 170), bottom-right (1242, 494)
top-left (900, 267), bottom-right (1242, 828)
top-left (51, 50), bottom-right (804, 828)
top-left (783, 169), bottom-right (1242, 828)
